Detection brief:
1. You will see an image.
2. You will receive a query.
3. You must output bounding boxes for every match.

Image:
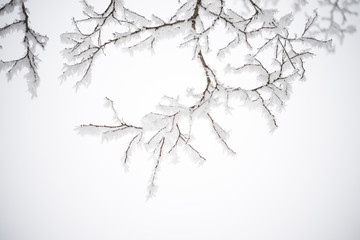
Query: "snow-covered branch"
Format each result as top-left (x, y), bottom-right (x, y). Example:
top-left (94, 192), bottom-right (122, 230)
top-left (65, 0), bottom-right (359, 196)
top-left (0, 0), bottom-right (48, 97)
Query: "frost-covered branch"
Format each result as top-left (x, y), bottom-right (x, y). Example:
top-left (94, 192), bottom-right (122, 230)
top-left (0, 0), bottom-right (48, 97)
top-left (78, 97), bottom-right (206, 197)
top-left (67, 0), bottom-right (359, 196)
top-left (207, 113), bottom-right (235, 154)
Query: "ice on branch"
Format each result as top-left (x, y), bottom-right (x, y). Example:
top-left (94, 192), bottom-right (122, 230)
top-left (66, 0), bottom-right (359, 196)
top-left (0, 0), bottom-right (48, 97)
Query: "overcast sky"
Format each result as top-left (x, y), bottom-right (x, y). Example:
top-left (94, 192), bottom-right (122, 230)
top-left (1, 0), bottom-right (360, 239)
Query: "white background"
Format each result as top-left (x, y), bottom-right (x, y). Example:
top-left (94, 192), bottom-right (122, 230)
top-left (0, 0), bottom-right (360, 239)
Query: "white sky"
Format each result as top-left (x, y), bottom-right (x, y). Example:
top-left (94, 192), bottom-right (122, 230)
top-left (0, 0), bottom-right (360, 239)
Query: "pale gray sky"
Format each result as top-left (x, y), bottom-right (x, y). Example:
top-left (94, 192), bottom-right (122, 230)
top-left (0, 0), bottom-right (360, 239)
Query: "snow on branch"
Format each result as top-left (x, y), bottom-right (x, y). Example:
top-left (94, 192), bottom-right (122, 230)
top-left (66, 0), bottom-right (359, 196)
top-left (0, 0), bottom-right (48, 97)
